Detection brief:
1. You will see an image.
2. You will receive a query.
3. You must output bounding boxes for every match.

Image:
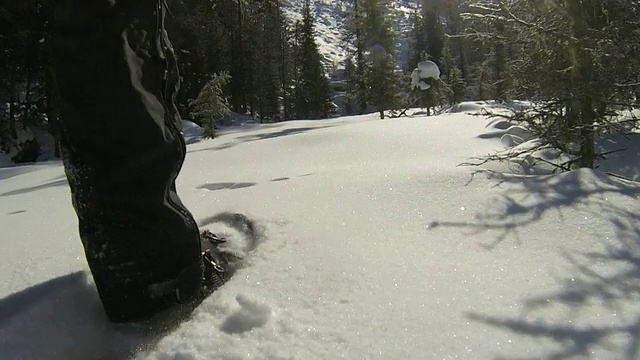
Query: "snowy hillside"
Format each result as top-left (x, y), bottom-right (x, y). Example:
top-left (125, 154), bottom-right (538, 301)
top-left (281, 0), bottom-right (419, 71)
top-left (1, 103), bottom-right (640, 359)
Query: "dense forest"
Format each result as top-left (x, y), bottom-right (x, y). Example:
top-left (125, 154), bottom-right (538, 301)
top-left (1, 0), bottom-right (639, 169)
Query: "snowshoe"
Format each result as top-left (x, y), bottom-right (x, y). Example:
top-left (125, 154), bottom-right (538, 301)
top-left (199, 229), bottom-right (238, 296)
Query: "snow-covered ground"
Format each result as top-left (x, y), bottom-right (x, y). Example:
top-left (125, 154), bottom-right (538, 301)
top-left (2, 103), bottom-right (640, 359)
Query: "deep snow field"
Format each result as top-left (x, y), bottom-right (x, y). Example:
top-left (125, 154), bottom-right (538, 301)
top-left (1, 103), bottom-right (640, 359)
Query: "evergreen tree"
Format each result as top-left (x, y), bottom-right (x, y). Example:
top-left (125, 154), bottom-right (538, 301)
top-left (360, 0), bottom-right (395, 52)
top-left (344, 55), bottom-right (358, 115)
top-left (408, 3), bottom-right (445, 71)
top-left (253, 0), bottom-right (284, 121)
top-left (293, 0), bottom-right (332, 119)
top-left (464, 0), bottom-right (640, 169)
top-left (359, 0), bottom-right (398, 117)
top-left (440, 39), bottom-right (465, 104)
top-left (189, 72), bottom-right (232, 139)
top-left (0, 2), bottom-right (55, 160)
top-left (441, 0), bottom-right (470, 80)
top-left (366, 48), bottom-right (398, 118)
top-left (407, 9), bottom-right (426, 72)
top-left (279, 13), bottom-right (296, 121)
top-left (410, 53), bottom-right (442, 114)
top-left (423, 7), bottom-right (445, 67)
top-left (168, 0), bottom-right (228, 115)
top-left (344, 0), bottom-right (369, 113)
top-left (243, 0), bottom-right (263, 118)
top-left (217, 0), bottom-right (250, 114)
top-left (492, 20), bottom-right (509, 101)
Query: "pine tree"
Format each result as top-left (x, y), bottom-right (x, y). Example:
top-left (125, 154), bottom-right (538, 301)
top-left (278, 13), bottom-right (296, 121)
top-left (366, 49), bottom-right (398, 118)
top-left (344, 0), bottom-right (369, 113)
top-left (360, 0), bottom-right (395, 52)
top-left (440, 39), bottom-right (465, 104)
top-left (491, 19), bottom-right (510, 101)
top-left (167, 0), bottom-right (229, 115)
top-left (423, 7), bottom-right (445, 67)
top-left (463, 0), bottom-right (640, 169)
top-left (358, 0), bottom-right (398, 118)
top-left (441, 0), bottom-right (470, 80)
top-left (409, 52), bottom-right (441, 114)
top-left (0, 2), bottom-right (54, 160)
top-left (217, 0), bottom-right (250, 114)
top-left (243, 0), bottom-right (262, 118)
top-left (408, 3), bottom-right (445, 70)
top-left (189, 72), bottom-right (232, 139)
top-left (344, 55), bottom-right (358, 115)
top-left (252, 0), bottom-right (285, 121)
top-left (407, 9), bottom-right (426, 72)
top-left (293, 0), bottom-right (332, 119)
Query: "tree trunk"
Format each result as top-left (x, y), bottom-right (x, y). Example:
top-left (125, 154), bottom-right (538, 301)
top-left (354, 0), bottom-right (367, 114)
top-left (494, 21), bottom-right (508, 101)
top-left (578, 96), bottom-right (595, 168)
top-left (230, 0), bottom-right (246, 113)
top-left (568, 0), bottom-right (596, 169)
top-left (45, 66), bottom-right (61, 157)
top-left (478, 67), bottom-right (486, 100)
top-left (279, 17), bottom-right (289, 121)
top-left (22, 70), bottom-right (33, 131)
top-left (8, 77), bottom-right (18, 139)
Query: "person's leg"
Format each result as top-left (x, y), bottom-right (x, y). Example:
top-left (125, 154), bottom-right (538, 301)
top-left (52, 0), bottom-right (203, 322)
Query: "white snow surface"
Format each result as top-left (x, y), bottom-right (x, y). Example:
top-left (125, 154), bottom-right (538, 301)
top-left (2, 103), bottom-right (640, 359)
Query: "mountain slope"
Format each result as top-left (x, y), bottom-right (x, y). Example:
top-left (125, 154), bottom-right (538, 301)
top-left (282, 0), bottom-right (420, 71)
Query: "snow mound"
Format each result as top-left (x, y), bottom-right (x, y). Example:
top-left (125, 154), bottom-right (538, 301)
top-left (217, 113), bottom-right (259, 128)
top-left (473, 101), bottom-right (640, 180)
top-left (0, 153), bottom-right (13, 168)
top-left (447, 101), bottom-right (488, 114)
top-left (548, 167), bottom-right (622, 190)
top-left (488, 119), bottom-right (512, 130)
top-left (500, 125), bottom-right (534, 147)
top-left (181, 121), bottom-right (203, 145)
top-left (220, 295), bottom-right (272, 334)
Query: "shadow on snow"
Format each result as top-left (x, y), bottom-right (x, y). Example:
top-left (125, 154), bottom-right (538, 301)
top-left (430, 169), bottom-right (640, 359)
top-left (0, 161), bottom-right (62, 181)
top-left (198, 182), bottom-right (257, 191)
top-left (596, 133), bottom-right (640, 182)
top-left (0, 272), bottom-right (164, 360)
top-left (0, 178), bottom-right (68, 197)
top-left (189, 124), bottom-right (337, 153)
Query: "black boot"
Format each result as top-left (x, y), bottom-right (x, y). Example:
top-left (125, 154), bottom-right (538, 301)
top-left (119, 230), bottom-right (236, 333)
top-left (52, 0), bottom-right (203, 323)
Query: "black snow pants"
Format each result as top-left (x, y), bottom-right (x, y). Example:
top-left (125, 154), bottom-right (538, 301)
top-left (51, 0), bottom-right (203, 322)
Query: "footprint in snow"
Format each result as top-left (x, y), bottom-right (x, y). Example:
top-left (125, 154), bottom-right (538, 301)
top-left (220, 295), bottom-right (272, 334)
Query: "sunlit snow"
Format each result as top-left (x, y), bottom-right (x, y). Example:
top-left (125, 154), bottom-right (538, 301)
top-left (2, 102), bottom-right (640, 359)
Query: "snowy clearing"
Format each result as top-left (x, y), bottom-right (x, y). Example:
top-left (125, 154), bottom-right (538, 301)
top-left (1, 104), bottom-right (640, 359)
